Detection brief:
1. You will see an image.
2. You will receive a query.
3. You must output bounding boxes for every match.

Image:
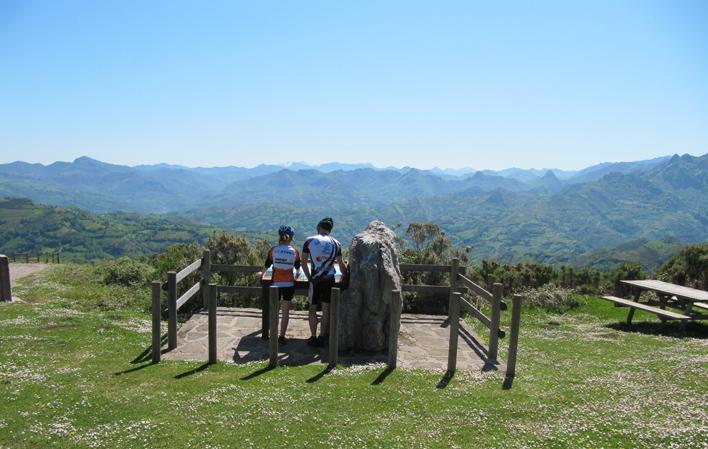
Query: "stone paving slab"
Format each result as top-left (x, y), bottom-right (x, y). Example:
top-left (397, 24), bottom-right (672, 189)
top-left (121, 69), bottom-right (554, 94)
top-left (162, 307), bottom-right (504, 371)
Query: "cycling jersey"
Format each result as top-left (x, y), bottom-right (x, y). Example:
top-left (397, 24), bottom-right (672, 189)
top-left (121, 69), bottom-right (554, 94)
top-left (302, 234), bottom-right (342, 279)
top-left (264, 244), bottom-right (301, 287)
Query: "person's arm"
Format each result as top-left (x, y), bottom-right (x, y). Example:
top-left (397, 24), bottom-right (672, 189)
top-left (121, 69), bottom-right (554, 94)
top-left (294, 250), bottom-right (302, 279)
top-left (256, 248), bottom-right (273, 278)
top-left (337, 255), bottom-right (347, 275)
top-left (302, 251), bottom-right (311, 280)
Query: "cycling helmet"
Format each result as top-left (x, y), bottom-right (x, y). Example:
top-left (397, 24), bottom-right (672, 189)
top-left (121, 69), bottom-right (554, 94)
top-left (278, 225), bottom-right (295, 238)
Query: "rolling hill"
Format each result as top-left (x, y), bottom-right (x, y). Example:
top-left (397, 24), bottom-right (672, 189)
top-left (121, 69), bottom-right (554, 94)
top-left (0, 153), bottom-right (704, 267)
top-left (0, 198), bottom-right (216, 261)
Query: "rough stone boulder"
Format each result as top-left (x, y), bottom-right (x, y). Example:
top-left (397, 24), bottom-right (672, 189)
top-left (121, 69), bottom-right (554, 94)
top-left (340, 221), bottom-right (402, 352)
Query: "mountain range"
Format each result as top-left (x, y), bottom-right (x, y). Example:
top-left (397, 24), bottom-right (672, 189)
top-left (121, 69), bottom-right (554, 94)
top-left (0, 155), bottom-right (673, 213)
top-left (0, 153), bottom-right (705, 265)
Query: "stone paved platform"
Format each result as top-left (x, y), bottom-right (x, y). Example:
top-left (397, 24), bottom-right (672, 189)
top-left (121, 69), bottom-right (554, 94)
top-left (162, 307), bottom-right (503, 371)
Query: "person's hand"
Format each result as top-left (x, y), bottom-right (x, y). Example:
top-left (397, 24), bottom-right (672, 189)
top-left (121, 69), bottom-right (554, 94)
top-left (255, 271), bottom-right (263, 278)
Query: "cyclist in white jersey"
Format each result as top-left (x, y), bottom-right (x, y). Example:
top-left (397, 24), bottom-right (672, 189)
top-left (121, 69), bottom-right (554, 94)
top-left (302, 217), bottom-right (347, 347)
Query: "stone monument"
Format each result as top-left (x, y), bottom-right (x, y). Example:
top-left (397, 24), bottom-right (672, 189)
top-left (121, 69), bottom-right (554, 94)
top-left (339, 221), bottom-right (402, 352)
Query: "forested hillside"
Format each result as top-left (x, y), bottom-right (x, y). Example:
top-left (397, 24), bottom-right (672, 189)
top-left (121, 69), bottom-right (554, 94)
top-left (0, 153), bottom-right (705, 266)
top-left (178, 154), bottom-right (708, 264)
top-left (0, 198), bottom-right (215, 261)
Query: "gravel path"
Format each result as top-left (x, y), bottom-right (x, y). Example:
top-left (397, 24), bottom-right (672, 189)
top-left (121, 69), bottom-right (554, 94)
top-left (8, 263), bottom-right (49, 282)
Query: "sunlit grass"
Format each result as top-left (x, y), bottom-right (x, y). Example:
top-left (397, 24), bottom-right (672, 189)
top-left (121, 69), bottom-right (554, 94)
top-left (1, 265), bottom-right (706, 448)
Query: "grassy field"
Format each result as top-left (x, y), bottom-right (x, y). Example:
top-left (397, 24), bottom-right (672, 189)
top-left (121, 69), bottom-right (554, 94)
top-left (1, 265), bottom-right (706, 449)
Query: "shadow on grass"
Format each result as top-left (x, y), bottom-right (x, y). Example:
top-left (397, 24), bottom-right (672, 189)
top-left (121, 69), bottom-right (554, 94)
top-left (606, 321), bottom-right (708, 339)
top-left (436, 370), bottom-right (454, 389)
top-left (131, 334), bottom-right (169, 364)
top-left (240, 365), bottom-right (275, 381)
top-left (114, 362), bottom-right (155, 376)
top-left (371, 367), bottom-right (394, 385)
top-left (306, 365), bottom-right (334, 383)
top-left (175, 362), bottom-right (212, 379)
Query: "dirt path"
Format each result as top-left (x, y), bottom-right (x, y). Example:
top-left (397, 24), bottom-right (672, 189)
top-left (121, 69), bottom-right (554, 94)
top-left (8, 263), bottom-right (49, 282)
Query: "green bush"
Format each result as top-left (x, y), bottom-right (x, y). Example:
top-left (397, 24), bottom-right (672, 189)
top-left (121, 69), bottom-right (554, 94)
top-left (656, 243), bottom-right (708, 290)
top-left (607, 262), bottom-right (644, 296)
top-left (94, 257), bottom-right (154, 287)
top-left (521, 284), bottom-right (583, 313)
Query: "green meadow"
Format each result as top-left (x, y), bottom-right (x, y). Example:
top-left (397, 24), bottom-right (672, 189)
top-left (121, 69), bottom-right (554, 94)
top-left (1, 265), bottom-right (706, 449)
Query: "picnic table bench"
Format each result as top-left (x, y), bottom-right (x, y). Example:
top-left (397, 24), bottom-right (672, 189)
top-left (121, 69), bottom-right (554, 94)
top-left (601, 279), bottom-right (708, 330)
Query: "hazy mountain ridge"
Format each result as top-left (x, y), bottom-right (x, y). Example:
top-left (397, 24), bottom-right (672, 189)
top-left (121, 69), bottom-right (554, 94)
top-left (1, 153), bottom-right (705, 265)
top-left (177, 153), bottom-right (708, 263)
top-left (0, 154), bottom-right (679, 213)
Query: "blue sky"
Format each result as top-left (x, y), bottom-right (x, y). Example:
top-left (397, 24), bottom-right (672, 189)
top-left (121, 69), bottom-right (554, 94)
top-left (1, 0), bottom-right (706, 170)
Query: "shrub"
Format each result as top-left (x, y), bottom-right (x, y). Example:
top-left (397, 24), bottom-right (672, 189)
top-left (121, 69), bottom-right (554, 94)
top-left (521, 284), bottom-right (583, 313)
top-left (607, 262), bottom-right (644, 296)
top-left (150, 242), bottom-right (202, 281)
top-left (95, 257), bottom-right (154, 287)
top-left (656, 243), bottom-right (708, 290)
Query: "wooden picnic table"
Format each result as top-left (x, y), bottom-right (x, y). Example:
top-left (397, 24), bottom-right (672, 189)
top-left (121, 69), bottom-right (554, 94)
top-left (601, 279), bottom-right (708, 329)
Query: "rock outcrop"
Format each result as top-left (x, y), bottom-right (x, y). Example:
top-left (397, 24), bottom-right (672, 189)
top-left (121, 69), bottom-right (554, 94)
top-left (340, 221), bottom-right (402, 352)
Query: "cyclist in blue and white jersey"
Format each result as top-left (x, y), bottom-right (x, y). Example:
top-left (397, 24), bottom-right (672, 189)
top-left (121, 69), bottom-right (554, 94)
top-left (301, 217), bottom-right (347, 347)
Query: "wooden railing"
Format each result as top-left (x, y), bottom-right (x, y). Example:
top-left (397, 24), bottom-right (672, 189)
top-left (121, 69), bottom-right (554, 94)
top-left (7, 252), bottom-right (61, 264)
top-left (401, 258), bottom-right (521, 375)
top-left (150, 250), bottom-right (264, 363)
top-left (150, 253), bottom-right (520, 376)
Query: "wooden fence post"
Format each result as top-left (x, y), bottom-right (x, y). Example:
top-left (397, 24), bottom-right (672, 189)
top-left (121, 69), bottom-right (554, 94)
top-left (201, 250), bottom-right (211, 308)
top-left (208, 284), bottom-right (217, 364)
top-left (488, 282), bottom-right (503, 363)
top-left (506, 294), bottom-right (522, 377)
top-left (328, 287), bottom-right (341, 368)
top-left (167, 271), bottom-right (177, 350)
top-left (151, 281), bottom-right (162, 363)
top-left (448, 258), bottom-right (459, 321)
top-left (388, 290), bottom-right (402, 369)
top-left (261, 284), bottom-right (270, 339)
top-left (0, 255), bottom-right (11, 302)
top-left (447, 292), bottom-right (461, 372)
top-left (268, 286), bottom-right (279, 367)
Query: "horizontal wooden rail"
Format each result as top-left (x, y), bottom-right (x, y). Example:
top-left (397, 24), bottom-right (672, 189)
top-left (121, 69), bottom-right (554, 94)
top-left (176, 282), bottom-right (201, 310)
top-left (459, 295), bottom-right (506, 338)
top-left (457, 274), bottom-right (507, 310)
top-left (402, 284), bottom-right (451, 294)
top-left (400, 263), bottom-right (466, 274)
top-left (176, 258), bottom-right (202, 283)
top-left (400, 263), bottom-right (453, 273)
top-left (458, 274), bottom-right (493, 301)
top-left (217, 285), bottom-right (263, 295)
top-left (8, 253), bottom-right (61, 263)
top-left (211, 264), bottom-right (262, 274)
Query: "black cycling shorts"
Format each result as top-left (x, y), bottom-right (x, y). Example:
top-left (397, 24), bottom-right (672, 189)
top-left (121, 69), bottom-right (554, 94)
top-left (277, 286), bottom-right (295, 302)
top-left (308, 275), bottom-right (335, 305)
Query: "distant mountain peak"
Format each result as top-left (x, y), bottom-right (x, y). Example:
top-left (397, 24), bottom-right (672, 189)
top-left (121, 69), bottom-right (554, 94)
top-left (542, 170), bottom-right (559, 180)
top-left (73, 156), bottom-right (102, 164)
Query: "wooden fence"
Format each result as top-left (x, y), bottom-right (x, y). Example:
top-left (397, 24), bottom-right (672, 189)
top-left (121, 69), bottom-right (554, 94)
top-left (401, 258), bottom-right (522, 375)
top-left (150, 253), bottom-right (521, 376)
top-left (6, 252), bottom-right (61, 264)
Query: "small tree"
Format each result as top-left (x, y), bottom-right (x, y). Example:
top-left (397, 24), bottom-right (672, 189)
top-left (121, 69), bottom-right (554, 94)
top-left (608, 262), bottom-right (645, 297)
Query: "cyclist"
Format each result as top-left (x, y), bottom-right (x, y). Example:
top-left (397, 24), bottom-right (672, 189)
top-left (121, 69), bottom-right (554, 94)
top-left (262, 225), bottom-right (301, 345)
top-left (302, 217), bottom-right (347, 346)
